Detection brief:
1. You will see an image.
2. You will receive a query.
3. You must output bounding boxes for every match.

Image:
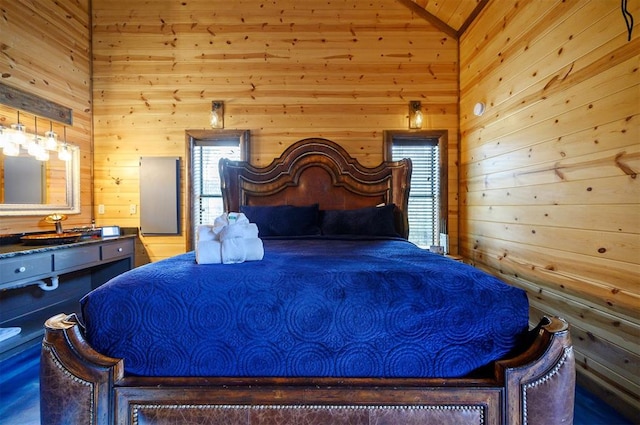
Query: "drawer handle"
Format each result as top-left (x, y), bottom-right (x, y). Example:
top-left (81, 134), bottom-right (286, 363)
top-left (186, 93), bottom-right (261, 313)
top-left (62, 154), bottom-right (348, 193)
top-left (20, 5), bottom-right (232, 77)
top-left (117, 248), bottom-right (123, 252)
top-left (18, 266), bottom-right (26, 273)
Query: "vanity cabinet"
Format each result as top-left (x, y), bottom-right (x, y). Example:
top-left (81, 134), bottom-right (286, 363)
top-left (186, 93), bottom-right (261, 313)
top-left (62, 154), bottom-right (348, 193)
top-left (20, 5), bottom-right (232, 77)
top-left (0, 236), bottom-right (135, 360)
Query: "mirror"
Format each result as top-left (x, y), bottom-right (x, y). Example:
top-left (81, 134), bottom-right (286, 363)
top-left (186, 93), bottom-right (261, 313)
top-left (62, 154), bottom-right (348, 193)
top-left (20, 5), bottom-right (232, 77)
top-left (0, 83), bottom-right (79, 217)
top-left (0, 144), bottom-right (80, 216)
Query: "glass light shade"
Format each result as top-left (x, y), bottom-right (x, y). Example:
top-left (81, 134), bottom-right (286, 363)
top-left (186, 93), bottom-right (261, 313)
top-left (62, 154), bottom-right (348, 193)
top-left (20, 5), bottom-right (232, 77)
top-left (58, 144), bottom-right (72, 161)
top-left (27, 137), bottom-right (41, 156)
top-left (411, 110), bottom-right (423, 128)
top-left (210, 101), bottom-right (224, 129)
top-left (44, 130), bottom-right (58, 150)
top-left (409, 101), bottom-right (423, 129)
top-left (10, 123), bottom-right (26, 145)
top-left (3, 140), bottom-right (20, 156)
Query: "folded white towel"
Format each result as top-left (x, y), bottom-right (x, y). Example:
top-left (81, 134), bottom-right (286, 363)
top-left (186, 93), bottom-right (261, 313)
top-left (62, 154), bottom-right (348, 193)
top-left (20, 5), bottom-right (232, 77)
top-left (218, 223), bottom-right (259, 241)
top-left (196, 240), bottom-right (222, 264)
top-left (221, 238), bottom-right (264, 264)
top-left (197, 225), bottom-right (217, 242)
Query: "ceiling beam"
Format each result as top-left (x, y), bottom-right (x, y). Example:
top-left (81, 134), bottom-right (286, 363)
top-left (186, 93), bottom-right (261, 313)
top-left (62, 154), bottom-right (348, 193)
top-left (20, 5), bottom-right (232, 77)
top-left (395, 0), bottom-right (458, 39)
top-left (458, 0), bottom-right (491, 37)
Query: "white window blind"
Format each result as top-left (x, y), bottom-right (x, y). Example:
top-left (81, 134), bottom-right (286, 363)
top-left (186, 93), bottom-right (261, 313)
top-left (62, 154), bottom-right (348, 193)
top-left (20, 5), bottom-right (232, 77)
top-left (192, 141), bottom-right (241, 227)
top-left (392, 140), bottom-right (440, 248)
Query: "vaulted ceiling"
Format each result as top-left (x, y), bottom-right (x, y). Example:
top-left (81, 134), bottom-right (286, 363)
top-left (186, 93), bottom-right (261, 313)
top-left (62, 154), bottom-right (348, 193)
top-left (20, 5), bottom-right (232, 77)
top-left (399, 0), bottom-right (488, 37)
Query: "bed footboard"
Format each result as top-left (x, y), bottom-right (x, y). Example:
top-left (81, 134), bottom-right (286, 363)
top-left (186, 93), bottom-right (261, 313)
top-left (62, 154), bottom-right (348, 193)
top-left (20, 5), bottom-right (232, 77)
top-left (41, 314), bottom-right (574, 425)
top-left (499, 317), bottom-right (575, 424)
top-left (40, 313), bottom-right (123, 425)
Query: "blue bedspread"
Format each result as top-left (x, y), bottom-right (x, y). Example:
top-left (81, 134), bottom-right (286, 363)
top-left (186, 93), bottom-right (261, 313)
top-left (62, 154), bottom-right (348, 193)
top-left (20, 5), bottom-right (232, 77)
top-left (81, 238), bottom-right (529, 378)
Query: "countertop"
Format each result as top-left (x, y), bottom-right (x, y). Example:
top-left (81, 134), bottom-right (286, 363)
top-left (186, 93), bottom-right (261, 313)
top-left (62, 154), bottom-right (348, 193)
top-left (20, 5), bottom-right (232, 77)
top-left (0, 233), bottom-right (136, 259)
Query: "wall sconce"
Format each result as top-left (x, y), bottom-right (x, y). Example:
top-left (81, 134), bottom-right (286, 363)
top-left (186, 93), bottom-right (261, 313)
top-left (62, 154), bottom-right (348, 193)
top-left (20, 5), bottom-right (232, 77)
top-left (409, 100), bottom-right (423, 129)
top-left (473, 102), bottom-right (486, 117)
top-left (210, 101), bottom-right (224, 129)
top-left (0, 111), bottom-right (73, 161)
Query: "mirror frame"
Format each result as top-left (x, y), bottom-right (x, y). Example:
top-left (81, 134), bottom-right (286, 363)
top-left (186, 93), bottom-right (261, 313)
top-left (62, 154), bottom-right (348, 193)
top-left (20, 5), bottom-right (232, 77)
top-left (0, 144), bottom-right (80, 216)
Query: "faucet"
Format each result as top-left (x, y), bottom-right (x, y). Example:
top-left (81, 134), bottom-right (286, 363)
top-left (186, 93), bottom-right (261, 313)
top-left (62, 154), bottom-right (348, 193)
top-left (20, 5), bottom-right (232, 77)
top-left (45, 213), bottom-right (67, 234)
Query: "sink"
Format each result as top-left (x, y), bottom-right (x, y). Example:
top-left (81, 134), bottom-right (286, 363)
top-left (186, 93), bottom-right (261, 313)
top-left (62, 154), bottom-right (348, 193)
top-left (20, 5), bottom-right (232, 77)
top-left (20, 232), bottom-right (83, 245)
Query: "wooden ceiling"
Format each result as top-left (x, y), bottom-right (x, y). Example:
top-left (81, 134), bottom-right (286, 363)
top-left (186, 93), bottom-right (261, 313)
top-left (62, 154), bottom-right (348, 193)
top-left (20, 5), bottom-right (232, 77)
top-left (398, 0), bottom-right (488, 38)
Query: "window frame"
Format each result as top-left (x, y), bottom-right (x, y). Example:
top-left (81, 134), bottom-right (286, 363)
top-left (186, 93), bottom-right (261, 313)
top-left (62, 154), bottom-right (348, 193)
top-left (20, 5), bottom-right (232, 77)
top-left (185, 129), bottom-right (250, 251)
top-left (383, 130), bottom-right (448, 247)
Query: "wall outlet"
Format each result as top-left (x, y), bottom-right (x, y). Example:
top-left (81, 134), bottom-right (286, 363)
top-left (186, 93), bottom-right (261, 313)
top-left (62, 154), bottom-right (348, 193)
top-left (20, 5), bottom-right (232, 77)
top-left (98, 204), bottom-right (105, 214)
top-left (129, 204), bottom-right (137, 214)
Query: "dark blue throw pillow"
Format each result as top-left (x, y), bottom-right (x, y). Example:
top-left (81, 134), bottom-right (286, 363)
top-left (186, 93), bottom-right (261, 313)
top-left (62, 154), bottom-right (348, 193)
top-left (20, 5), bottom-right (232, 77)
top-left (320, 204), bottom-right (399, 237)
top-left (240, 204), bottom-right (321, 237)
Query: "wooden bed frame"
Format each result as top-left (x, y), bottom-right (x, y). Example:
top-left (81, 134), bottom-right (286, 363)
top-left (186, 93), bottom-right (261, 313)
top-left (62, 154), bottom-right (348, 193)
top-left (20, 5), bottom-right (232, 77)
top-left (40, 138), bottom-right (575, 425)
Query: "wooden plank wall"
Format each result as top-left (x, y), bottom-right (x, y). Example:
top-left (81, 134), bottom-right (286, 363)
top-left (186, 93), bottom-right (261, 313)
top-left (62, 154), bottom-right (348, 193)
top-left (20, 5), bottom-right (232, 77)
top-left (90, 0), bottom-right (460, 261)
top-left (0, 1), bottom-right (92, 234)
top-left (2, 0), bottom-right (638, 419)
top-left (459, 0), bottom-right (639, 420)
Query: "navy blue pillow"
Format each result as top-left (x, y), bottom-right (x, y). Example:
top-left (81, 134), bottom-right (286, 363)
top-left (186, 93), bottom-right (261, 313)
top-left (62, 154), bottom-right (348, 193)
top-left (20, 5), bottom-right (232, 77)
top-left (240, 204), bottom-right (321, 237)
top-left (320, 204), bottom-right (399, 237)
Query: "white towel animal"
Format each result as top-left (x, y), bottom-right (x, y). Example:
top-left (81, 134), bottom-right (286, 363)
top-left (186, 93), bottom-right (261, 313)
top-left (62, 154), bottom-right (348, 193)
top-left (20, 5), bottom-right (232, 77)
top-left (196, 213), bottom-right (263, 264)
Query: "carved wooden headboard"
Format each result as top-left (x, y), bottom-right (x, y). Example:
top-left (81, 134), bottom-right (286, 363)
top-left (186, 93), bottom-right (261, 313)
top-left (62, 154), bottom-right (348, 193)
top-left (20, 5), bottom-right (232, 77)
top-left (219, 138), bottom-right (412, 238)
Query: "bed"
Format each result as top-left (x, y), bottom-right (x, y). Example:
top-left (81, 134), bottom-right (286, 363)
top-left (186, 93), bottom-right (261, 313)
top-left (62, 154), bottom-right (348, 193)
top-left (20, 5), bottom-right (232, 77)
top-left (40, 138), bottom-right (575, 425)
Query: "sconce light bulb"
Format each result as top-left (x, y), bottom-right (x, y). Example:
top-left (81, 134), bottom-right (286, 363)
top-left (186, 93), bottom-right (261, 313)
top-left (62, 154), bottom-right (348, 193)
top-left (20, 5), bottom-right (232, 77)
top-left (210, 101), bottom-right (224, 129)
top-left (414, 110), bottom-right (423, 128)
top-left (409, 101), bottom-right (423, 129)
top-left (210, 111), bottom-right (220, 127)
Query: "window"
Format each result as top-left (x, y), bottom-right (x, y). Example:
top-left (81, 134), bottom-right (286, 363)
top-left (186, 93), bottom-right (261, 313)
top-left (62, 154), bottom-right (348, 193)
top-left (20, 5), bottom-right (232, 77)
top-left (384, 131), bottom-right (448, 249)
top-left (186, 130), bottom-right (249, 250)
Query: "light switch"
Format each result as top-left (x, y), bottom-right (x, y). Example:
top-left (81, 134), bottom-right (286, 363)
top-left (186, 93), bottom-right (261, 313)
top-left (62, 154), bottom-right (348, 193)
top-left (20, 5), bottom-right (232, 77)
top-left (130, 204), bottom-right (137, 214)
top-left (98, 204), bottom-right (105, 214)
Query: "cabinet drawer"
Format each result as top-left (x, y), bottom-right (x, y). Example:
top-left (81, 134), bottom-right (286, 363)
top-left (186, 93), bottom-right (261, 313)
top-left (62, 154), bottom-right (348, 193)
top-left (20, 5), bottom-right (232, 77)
top-left (0, 254), bottom-right (52, 285)
top-left (54, 245), bottom-right (100, 271)
top-left (102, 240), bottom-right (134, 261)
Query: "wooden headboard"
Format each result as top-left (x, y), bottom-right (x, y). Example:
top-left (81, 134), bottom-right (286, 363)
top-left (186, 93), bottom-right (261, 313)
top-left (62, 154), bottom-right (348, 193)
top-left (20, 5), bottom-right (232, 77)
top-left (219, 138), bottom-right (412, 238)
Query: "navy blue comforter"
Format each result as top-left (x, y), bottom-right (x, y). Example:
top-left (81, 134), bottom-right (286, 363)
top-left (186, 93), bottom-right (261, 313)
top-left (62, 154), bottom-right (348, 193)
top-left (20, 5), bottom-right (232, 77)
top-left (81, 237), bottom-right (529, 378)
